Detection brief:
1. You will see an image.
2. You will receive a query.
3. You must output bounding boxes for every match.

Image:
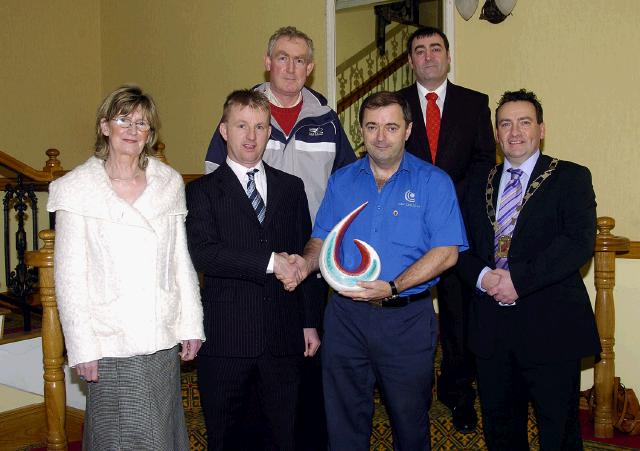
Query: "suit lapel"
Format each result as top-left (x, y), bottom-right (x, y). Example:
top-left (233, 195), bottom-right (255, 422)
top-left (216, 163), bottom-right (262, 226)
top-left (262, 163), bottom-right (282, 228)
top-left (437, 81), bottom-right (458, 166)
top-left (407, 84), bottom-right (431, 163)
top-left (491, 163), bottom-right (503, 211)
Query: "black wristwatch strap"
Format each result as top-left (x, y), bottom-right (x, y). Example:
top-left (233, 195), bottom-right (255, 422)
top-left (388, 280), bottom-right (399, 298)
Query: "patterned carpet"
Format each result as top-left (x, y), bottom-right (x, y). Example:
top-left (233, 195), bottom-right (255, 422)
top-left (180, 364), bottom-right (638, 451)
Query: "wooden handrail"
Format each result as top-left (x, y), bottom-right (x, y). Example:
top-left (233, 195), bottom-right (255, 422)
top-left (25, 230), bottom-right (67, 450)
top-left (337, 51), bottom-right (408, 114)
top-left (618, 241), bottom-right (640, 259)
top-left (593, 217), bottom-right (630, 438)
top-left (0, 145), bottom-right (204, 190)
top-left (0, 149), bottom-right (63, 182)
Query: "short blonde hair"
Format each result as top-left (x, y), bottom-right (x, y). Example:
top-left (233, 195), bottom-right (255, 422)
top-left (94, 85), bottom-right (160, 170)
top-left (221, 89), bottom-right (271, 123)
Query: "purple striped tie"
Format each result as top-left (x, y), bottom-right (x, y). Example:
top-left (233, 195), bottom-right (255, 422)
top-left (494, 168), bottom-right (523, 269)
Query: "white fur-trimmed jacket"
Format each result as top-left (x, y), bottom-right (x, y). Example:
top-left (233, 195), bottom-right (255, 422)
top-left (47, 156), bottom-right (205, 367)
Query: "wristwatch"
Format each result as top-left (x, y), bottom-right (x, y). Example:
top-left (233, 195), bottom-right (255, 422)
top-left (388, 280), bottom-right (399, 299)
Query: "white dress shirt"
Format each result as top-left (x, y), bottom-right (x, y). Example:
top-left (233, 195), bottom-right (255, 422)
top-left (416, 79), bottom-right (448, 121)
top-left (226, 157), bottom-right (275, 273)
top-left (226, 157), bottom-right (268, 203)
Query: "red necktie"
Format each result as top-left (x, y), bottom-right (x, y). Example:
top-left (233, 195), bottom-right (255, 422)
top-left (426, 92), bottom-right (441, 163)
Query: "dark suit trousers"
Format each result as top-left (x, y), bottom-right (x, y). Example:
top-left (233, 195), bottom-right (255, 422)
top-left (197, 353), bottom-right (302, 451)
top-left (475, 307), bottom-right (584, 451)
top-left (296, 273), bottom-right (329, 451)
top-left (436, 268), bottom-right (476, 407)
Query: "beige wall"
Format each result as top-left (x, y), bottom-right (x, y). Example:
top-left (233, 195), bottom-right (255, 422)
top-left (100, 0), bottom-right (327, 174)
top-left (0, 1), bottom-right (101, 170)
top-left (336, 6), bottom-right (376, 66)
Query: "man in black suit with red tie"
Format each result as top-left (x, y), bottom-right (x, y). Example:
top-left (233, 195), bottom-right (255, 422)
top-left (185, 89), bottom-right (321, 451)
top-left (457, 89), bottom-right (600, 450)
top-left (398, 26), bottom-right (496, 432)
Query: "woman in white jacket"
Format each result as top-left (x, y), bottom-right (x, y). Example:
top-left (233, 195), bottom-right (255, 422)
top-left (47, 85), bottom-right (205, 451)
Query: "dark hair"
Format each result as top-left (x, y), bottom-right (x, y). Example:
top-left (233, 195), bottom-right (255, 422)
top-left (94, 85), bottom-right (160, 170)
top-left (221, 89), bottom-right (271, 123)
top-left (406, 26), bottom-right (450, 55)
top-left (358, 91), bottom-right (412, 126)
top-left (496, 89), bottom-right (544, 124)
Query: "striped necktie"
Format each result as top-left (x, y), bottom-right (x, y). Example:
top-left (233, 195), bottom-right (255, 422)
top-left (494, 168), bottom-right (523, 269)
top-left (246, 169), bottom-right (266, 224)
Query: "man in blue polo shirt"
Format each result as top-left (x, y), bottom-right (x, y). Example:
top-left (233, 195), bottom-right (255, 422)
top-left (287, 91), bottom-right (468, 450)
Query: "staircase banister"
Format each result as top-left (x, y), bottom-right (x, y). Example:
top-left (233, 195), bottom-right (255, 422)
top-left (0, 148), bottom-right (64, 182)
top-left (337, 51), bottom-right (409, 114)
top-left (25, 229), bottom-right (67, 450)
top-left (592, 216), bottom-right (630, 438)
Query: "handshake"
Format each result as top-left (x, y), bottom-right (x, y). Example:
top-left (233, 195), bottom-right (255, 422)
top-left (480, 268), bottom-right (519, 305)
top-left (274, 252), bottom-right (310, 291)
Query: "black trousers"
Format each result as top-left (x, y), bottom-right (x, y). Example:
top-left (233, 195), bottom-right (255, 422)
top-left (475, 308), bottom-right (584, 451)
top-left (197, 353), bottom-right (302, 451)
top-left (436, 268), bottom-right (476, 407)
top-left (296, 273), bottom-right (329, 451)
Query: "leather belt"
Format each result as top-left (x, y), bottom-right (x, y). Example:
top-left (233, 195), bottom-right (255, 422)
top-left (368, 290), bottom-right (431, 308)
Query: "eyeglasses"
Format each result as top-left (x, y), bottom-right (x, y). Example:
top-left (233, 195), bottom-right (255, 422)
top-left (112, 117), bottom-right (151, 132)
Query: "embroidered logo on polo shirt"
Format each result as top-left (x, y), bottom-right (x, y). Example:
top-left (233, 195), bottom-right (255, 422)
top-left (399, 189), bottom-right (421, 209)
top-left (308, 127), bottom-right (324, 137)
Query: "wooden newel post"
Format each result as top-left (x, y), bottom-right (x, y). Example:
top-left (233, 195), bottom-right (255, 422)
top-left (25, 230), bottom-right (67, 450)
top-left (154, 141), bottom-right (167, 164)
top-left (593, 217), bottom-right (629, 438)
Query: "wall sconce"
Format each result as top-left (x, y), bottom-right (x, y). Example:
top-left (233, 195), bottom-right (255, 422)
top-left (456, 0), bottom-right (517, 23)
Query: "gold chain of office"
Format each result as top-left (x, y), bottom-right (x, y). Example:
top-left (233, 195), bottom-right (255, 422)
top-left (485, 158), bottom-right (559, 232)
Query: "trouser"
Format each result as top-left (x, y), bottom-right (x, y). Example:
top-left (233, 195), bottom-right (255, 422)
top-left (435, 268), bottom-right (476, 408)
top-left (296, 273), bottom-right (330, 451)
top-left (198, 353), bottom-right (302, 451)
top-left (322, 294), bottom-right (438, 451)
top-left (476, 308), bottom-right (584, 451)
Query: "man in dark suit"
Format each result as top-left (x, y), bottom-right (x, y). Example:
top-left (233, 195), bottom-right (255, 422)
top-left (186, 89), bottom-right (321, 451)
top-left (456, 89), bottom-right (601, 450)
top-left (398, 26), bottom-right (496, 432)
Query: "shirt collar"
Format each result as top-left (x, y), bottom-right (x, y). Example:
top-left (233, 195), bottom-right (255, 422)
top-left (357, 152), bottom-right (412, 176)
top-left (226, 157), bottom-right (265, 180)
top-left (416, 79), bottom-right (448, 102)
top-left (264, 86), bottom-right (302, 107)
top-left (504, 150), bottom-right (540, 178)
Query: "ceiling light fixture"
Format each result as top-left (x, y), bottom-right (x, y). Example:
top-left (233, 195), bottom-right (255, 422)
top-left (455, 0), bottom-right (517, 23)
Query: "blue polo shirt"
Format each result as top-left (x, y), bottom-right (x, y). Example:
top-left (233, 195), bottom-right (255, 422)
top-left (312, 152), bottom-right (468, 295)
